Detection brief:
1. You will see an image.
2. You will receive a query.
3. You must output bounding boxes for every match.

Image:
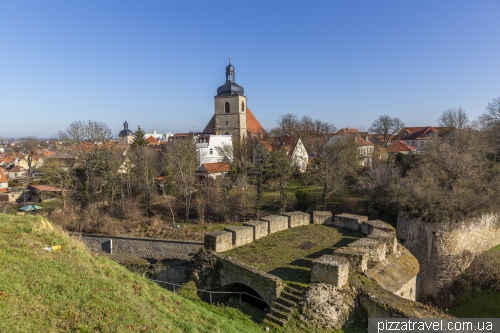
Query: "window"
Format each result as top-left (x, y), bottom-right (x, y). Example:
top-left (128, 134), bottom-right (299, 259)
top-left (209, 148), bottom-right (213, 155)
top-left (226, 121), bottom-right (228, 125)
top-left (241, 101), bottom-right (245, 112)
top-left (224, 102), bottom-right (230, 113)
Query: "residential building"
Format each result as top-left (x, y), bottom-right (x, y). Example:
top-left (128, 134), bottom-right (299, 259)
top-left (253, 136), bottom-right (309, 173)
top-left (196, 162), bottom-right (230, 180)
top-left (387, 140), bottom-right (417, 160)
top-left (5, 165), bottom-right (27, 180)
top-left (394, 126), bottom-right (446, 151)
top-left (323, 128), bottom-right (374, 167)
top-left (169, 133), bottom-right (233, 166)
top-left (0, 169), bottom-right (8, 194)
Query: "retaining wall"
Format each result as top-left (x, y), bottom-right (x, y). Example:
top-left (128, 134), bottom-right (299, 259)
top-left (77, 234), bottom-right (203, 261)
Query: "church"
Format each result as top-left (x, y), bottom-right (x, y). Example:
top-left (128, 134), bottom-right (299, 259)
top-left (203, 59), bottom-right (265, 140)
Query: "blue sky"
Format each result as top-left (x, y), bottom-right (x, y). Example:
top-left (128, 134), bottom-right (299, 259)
top-left (1, 1), bottom-right (499, 138)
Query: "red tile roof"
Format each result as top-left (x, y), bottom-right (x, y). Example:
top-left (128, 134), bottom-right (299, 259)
top-left (334, 128), bottom-right (374, 146)
top-left (146, 136), bottom-right (160, 146)
top-left (387, 140), bottom-right (417, 153)
top-left (246, 107), bottom-right (265, 135)
top-left (28, 185), bottom-right (62, 192)
top-left (0, 169), bottom-right (7, 183)
top-left (202, 162), bottom-right (230, 173)
top-left (396, 126), bottom-right (445, 141)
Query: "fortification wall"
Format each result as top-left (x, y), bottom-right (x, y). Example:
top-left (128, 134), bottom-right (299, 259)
top-left (397, 212), bottom-right (500, 299)
top-left (311, 214), bottom-right (419, 301)
top-left (77, 234), bottom-right (203, 261)
top-left (205, 211), bottom-right (331, 252)
top-left (214, 253), bottom-right (283, 306)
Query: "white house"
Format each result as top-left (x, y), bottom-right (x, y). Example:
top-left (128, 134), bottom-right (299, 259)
top-left (253, 136), bottom-right (309, 173)
top-left (195, 134), bottom-right (233, 166)
top-left (323, 128), bottom-right (374, 167)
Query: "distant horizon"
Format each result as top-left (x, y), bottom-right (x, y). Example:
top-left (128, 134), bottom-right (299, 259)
top-left (1, 1), bottom-right (499, 138)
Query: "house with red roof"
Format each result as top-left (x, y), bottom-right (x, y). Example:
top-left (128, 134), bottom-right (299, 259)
top-left (394, 126), bottom-right (446, 151)
top-left (5, 165), bottom-right (27, 180)
top-left (323, 128), bottom-right (374, 167)
top-left (253, 135), bottom-right (309, 172)
top-left (146, 136), bottom-right (160, 147)
top-left (196, 162), bottom-right (231, 180)
top-left (387, 140), bottom-right (417, 158)
top-left (0, 169), bottom-right (9, 194)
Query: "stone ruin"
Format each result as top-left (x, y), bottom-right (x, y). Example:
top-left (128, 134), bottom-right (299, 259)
top-left (204, 211), bottom-right (314, 252)
top-left (204, 211), bottom-right (419, 301)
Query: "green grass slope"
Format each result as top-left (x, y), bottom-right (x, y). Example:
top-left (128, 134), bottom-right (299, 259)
top-left (0, 214), bottom-right (264, 333)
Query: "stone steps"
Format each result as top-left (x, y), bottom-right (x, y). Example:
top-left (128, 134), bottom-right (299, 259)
top-left (263, 283), bottom-right (306, 328)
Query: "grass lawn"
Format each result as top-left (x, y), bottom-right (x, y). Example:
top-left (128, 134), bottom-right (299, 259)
top-left (225, 224), bottom-right (365, 285)
top-left (0, 214), bottom-right (266, 333)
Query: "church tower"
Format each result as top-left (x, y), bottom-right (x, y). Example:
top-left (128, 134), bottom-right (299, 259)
top-left (213, 58), bottom-right (248, 140)
top-left (119, 120), bottom-right (134, 145)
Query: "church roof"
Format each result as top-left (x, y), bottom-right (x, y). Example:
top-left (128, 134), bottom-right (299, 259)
top-left (203, 115), bottom-right (216, 134)
top-left (216, 60), bottom-right (244, 96)
top-left (217, 81), bottom-right (244, 96)
top-left (119, 121), bottom-right (133, 137)
top-left (246, 107), bottom-right (265, 135)
top-left (202, 108), bottom-right (265, 136)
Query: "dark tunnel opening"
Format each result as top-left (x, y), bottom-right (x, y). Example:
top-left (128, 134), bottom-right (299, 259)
top-left (209, 283), bottom-right (269, 311)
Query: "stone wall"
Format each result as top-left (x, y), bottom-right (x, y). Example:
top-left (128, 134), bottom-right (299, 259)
top-left (224, 226), bottom-right (253, 247)
top-left (261, 215), bottom-right (289, 233)
top-left (205, 211), bottom-right (319, 253)
top-left (214, 253), bottom-right (283, 306)
top-left (77, 234), bottom-right (203, 261)
top-left (311, 255), bottom-right (349, 287)
top-left (242, 220), bottom-right (268, 240)
top-left (397, 212), bottom-right (500, 299)
top-left (312, 211), bottom-right (332, 225)
top-left (324, 214), bottom-right (419, 301)
top-left (283, 211), bottom-right (310, 227)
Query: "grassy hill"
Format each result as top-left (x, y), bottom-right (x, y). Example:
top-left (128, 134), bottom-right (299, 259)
top-left (0, 214), bottom-right (265, 333)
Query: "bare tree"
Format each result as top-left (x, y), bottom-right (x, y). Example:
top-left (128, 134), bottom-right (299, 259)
top-left (264, 147), bottom-right (295, 214)
top-left (369, 115), bottom-right (404, 147)
top-left (357, 161), bottom-right (400, 214)
top-left (478, 96), bottom-right (500, 158)
top-left (479, 96), bottom-right (500, 130)
top-left (55, 120), bottom-right (113, 144)
top-left (393, 130), bottom-right (500, 222)
top-left (162, 137), bottom-right (199, 220)
top-left (41, 159), bottom-right (73, 211)
top-left (437, 107), bottom-right (469, 129)
top-left (308, 136), bottom-right (357, 210)
top-left (130, 146), bottom-right (158, 216)
top-left (18, 136), bottom-right (41, 176)
top-left (55, 120), bottom-right (114, 208)
top-left (271, 114), bottom-right (336, 156)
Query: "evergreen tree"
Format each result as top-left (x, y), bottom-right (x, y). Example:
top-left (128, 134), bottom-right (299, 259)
top-left (131, 126), bottom-right (147, 149)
